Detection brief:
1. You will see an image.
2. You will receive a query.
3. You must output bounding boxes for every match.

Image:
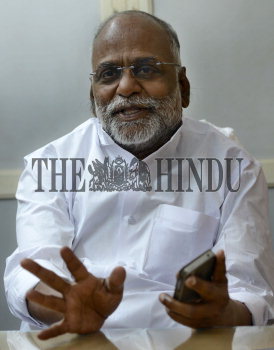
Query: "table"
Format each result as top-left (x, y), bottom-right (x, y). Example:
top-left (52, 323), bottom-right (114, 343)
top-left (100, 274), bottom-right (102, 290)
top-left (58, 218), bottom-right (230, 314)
top-left (1, 326), bottom-right (274, 350)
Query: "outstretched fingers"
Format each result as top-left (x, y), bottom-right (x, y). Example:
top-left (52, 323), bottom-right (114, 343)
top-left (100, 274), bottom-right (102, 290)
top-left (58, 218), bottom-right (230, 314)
top-left (106, 267), bottom-right (126, 294)
top-left (60, 247), bottom-right (90, 282)
top-left (26, 289), bottom-right (66, 313)
top-left (21, 259), bottom-right (70, 294)
top-left (38, 322), bottom-right (68, 340)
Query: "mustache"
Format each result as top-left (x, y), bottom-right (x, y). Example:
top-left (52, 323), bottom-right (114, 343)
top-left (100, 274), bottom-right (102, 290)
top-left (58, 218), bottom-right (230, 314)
top-left (95, 96), bottom-right (162, 117)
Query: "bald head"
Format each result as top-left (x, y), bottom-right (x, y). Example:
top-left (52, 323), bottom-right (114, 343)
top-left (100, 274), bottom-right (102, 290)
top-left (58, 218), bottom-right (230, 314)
top-left (89, 11), bottom-right (190, 158)
top-left (92, 11), bottom-right (181, 66)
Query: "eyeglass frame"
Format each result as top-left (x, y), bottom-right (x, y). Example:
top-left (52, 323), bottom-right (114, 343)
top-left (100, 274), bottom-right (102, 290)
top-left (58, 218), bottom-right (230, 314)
top-left (89, 58), bottom-right (181, 84)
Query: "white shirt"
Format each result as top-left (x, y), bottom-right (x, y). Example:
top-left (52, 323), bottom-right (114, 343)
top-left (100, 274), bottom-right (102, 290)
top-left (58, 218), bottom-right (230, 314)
top-left (4, 117), bottom-right (274, 330)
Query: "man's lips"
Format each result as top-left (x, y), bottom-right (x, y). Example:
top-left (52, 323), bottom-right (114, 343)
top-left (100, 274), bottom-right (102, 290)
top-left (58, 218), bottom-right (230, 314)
top-left (112, 106), bottom-right (153, 120)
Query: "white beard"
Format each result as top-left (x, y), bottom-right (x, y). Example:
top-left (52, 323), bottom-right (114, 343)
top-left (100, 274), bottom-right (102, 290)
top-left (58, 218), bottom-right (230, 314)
top-left (93, 89), bottom-right (183, 152)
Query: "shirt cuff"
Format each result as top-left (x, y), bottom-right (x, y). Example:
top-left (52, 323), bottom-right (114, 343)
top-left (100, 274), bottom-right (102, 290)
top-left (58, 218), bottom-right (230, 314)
top-left (229, 292), bottom-right (270, 325)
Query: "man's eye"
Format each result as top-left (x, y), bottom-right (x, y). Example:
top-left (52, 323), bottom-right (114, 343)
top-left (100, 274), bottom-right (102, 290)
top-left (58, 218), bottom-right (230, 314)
top-left (99, 68), bottom-right (119, 80)
top-left (134, 65), bottom-right (160, 78)
top-left (136, 65), bottom-right (156, 75)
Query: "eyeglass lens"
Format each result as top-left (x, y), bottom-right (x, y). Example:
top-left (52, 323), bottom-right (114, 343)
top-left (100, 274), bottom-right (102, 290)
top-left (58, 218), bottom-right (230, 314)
top-left (92, 58), bottom-right (175, 84)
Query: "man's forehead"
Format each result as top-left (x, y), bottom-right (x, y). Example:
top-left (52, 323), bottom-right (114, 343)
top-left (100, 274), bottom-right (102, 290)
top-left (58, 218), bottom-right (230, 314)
top-left (96, 56), bottom-right (158, 67)
top-left (95, 14), bottom-right (168, 43)
top-left (92, 14), bottom-right (174, 67)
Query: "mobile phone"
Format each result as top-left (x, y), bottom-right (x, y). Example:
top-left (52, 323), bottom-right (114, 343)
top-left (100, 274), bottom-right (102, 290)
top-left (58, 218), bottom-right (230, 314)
top-left (173, 250), bottom-right (216, 303)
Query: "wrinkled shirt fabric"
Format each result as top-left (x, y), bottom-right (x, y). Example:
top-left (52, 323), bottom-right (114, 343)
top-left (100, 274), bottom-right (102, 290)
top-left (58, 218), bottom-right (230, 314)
top-left (4, 117), bottom-right (274, 330)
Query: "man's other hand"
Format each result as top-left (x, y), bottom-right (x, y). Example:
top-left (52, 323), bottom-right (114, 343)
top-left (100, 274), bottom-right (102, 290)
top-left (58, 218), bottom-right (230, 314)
top-left (159, 250), bottom-right (252, 328)
top-left (21, 247), bottom-right (126, 340)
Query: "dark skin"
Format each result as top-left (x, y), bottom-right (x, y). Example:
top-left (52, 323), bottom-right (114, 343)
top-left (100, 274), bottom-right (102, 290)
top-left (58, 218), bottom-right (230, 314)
top-left (21, 247), bottom-right (125, 340)
top-left (21, 14), bottom-right (251, 340)
top-left (159, 250), bottom-right (251, 328)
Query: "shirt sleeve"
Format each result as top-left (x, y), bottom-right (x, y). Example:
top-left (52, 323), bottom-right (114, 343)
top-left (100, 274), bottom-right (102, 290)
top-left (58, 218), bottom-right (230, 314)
top-left (213, 160), bottom-right (274, 325)
top-left (4, 150), bottom-right (75, 327)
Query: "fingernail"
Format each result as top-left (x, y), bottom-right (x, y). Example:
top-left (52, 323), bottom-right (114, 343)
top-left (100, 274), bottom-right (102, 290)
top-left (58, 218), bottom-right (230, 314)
top-left (187, 276), bottom-right (196, 286)
top-left (160, 294), bottom-right (172, 303)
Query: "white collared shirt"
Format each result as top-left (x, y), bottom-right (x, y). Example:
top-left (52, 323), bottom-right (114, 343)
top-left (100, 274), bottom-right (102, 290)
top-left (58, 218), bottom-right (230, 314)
top-left (4, 117), bottom-right (274, 330)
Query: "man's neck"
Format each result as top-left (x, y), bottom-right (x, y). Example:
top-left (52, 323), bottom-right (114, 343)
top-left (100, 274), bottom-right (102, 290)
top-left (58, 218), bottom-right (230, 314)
top-left (118, 120), bottom-right (182, 160)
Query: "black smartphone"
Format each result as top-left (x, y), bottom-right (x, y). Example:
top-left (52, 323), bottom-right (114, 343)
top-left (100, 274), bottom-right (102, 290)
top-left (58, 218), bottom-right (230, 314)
top-left (173, 250), bottom-right (216, 303)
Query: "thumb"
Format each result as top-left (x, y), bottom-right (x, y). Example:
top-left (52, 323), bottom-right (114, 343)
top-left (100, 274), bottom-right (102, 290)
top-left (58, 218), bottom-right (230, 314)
top-left (213, 250), bottom-right (227, 283)
top-left (106, 266), bottom-right (126, 294)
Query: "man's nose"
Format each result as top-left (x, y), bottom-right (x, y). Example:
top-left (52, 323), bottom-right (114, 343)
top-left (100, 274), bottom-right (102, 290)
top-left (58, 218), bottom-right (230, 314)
top-left (116, 68), bottom-right (142, 97)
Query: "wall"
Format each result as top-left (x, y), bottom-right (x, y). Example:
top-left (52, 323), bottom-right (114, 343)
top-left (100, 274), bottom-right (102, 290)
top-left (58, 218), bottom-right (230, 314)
top-left (0, 199), bottom-right (20, 330)
top-left (0, 0), bottom-right (100, 168)
top-left (155, 0), bottom-right (274, 159)
top-left (0, 0), bottom-right (273, 330)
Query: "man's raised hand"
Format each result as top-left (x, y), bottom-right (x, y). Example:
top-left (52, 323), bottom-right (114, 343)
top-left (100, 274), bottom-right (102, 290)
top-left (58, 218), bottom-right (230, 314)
top-left (21, 247), bottom-right (126, 340)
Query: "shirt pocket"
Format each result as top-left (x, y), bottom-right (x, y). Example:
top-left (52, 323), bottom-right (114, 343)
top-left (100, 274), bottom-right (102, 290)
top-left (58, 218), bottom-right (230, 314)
top-left (143, 204), bottom-right (219, 285)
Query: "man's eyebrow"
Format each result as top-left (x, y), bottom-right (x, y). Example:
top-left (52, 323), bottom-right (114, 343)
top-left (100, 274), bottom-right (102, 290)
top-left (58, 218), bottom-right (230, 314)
top-left (132, 56), bottom-right (157, 64)
top-left (97, 57), bottom-right (158, 68)
top-left (96, 61), bottom-right (117, 69)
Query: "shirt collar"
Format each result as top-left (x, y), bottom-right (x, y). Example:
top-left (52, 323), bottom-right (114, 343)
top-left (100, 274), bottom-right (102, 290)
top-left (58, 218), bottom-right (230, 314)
top-left (95, 117), bottom-right (183, 160)
top-left (96, 118), bottom-right (116, 146)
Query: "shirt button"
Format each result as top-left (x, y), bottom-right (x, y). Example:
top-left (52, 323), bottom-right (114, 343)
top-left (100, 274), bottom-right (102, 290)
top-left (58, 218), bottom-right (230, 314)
top-left (128, 216), bottom-right (136, 225)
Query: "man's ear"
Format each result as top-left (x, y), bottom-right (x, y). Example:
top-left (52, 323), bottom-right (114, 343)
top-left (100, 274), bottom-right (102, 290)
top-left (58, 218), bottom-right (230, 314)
top-left (90, 87), bottom-right (97, 116)
top-left (178, 67), bottom-right (190, 108)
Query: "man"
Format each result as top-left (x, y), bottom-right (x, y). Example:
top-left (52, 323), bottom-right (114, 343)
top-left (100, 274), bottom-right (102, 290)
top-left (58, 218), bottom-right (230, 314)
top-left (4, 11), bottom-right (274, 340)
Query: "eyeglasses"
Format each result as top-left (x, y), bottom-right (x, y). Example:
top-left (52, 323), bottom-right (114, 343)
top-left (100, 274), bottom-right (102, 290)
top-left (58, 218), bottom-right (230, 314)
top-left (90, 58), bottom-right (180, 85)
